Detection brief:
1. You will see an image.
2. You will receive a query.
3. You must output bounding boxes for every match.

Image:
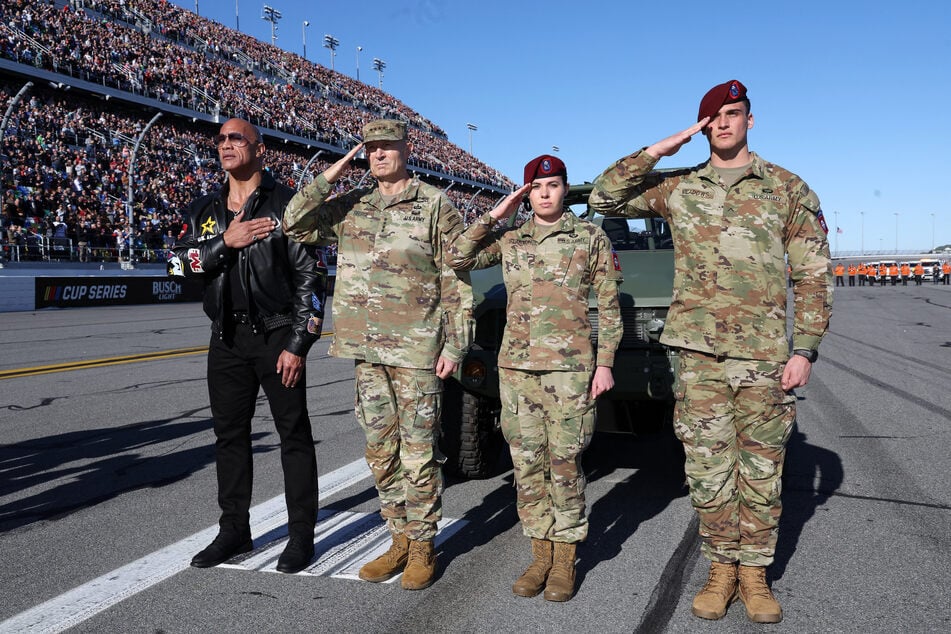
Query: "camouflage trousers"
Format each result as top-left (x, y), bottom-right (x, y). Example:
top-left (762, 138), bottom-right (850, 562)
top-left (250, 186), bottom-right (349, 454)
top-left (499, 367), bottom-right (596, 543)
top-left (674, 350), bottom-right (796, 566)
top-left (354, 361), bottom-right (444, 541)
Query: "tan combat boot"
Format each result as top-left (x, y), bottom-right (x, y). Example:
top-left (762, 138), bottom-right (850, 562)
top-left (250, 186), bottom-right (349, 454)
top-left (512, 538), bottom-right (553, 597)
top-left (358, 533), bottom-right (409, 582)
top-left (543, 541), bottom-right (576, 602)
top-left (401, 539), bottom-right (436, 590)
top-left (737, 565), bottom-right (782, 623)
top-left (692, 561), bottom-right (738, 620)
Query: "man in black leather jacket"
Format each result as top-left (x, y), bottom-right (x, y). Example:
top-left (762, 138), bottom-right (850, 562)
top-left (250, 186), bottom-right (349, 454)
top-left (168, 118), bottom-right (327, 574)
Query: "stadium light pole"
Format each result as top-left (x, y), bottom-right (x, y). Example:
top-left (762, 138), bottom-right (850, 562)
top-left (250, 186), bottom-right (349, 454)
top-left (834, 210), bottom-right (839, 256)
top-left (931, 213), bottom-right (935, 252)
top-left (356, 46), bottom-right (363, 81)
top-left (126, 112), bottom-right (163, 268)
top-left (324, 34), bottom-right (339, 71)
top-left (466, 123), bottom-right (477, 154)
top-left (893, 212), bottom-right (899, 254)
top-left (860, 211), bottom-right (864, 256)
top-left (372, 58), bottom-right (385, 89)
top-left (1, 81), bottom-right (33, 142)
top-left (302, 21), bottom-right (310, 60)
top-left (235, 0), bottom-right (239, 30)
top-left (262, 5), bottom-right (282, 46)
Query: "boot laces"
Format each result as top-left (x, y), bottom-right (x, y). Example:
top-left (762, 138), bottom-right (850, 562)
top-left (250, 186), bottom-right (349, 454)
top-left (407, 542), bottom-right (429, 565)
top-left (742, 569), bottom-right (774, 600)
top-left (554, 546), bottom-right (574, 566)
top-left (382, 537), bottom-right (406, 563)
top-left (703, 565), bottom-right (736, 597)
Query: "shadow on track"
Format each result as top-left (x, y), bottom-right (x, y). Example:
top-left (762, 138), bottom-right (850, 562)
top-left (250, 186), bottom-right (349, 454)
top-left (576, 427), bottom-right (688, 589)
top-left (0, 410), bottom-right (281, 532)
top-left (774, 424), bottom-right (844, 581)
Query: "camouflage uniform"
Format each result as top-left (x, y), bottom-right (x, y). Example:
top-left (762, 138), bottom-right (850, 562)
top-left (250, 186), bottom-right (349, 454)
top-left (283, 173), bottom-right (473, 541)
top-left (590, 150), bottom-right (832, 565)
top-left (450, 210), bottom-right (622, 542)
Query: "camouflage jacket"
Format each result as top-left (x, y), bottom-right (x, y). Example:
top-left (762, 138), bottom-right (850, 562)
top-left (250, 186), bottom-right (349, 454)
top-left (589, 150), bottom-right (832, 361)
top-left (283, 174), bottom-right (473, 369)
top-left (450, 210), bottom-right (622, 372)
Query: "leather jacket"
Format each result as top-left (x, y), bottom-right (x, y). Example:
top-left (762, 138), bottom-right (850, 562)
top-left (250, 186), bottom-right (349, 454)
top-left (168, 172), bottom-right (327, 356)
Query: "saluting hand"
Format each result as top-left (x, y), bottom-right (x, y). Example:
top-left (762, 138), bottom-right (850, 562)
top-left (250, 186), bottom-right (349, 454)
top-left (646, 117), bottom-right (711, 159)
top-left (223, 210), bottom-right (277, 248)
top-left (324, 143), bottom-right (364, 184)
top-left (489, 184), bottom-right (531, 222)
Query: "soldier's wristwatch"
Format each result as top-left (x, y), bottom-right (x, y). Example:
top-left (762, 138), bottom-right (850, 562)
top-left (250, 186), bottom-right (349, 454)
top-left (792, 349), bottom-right (818, 363)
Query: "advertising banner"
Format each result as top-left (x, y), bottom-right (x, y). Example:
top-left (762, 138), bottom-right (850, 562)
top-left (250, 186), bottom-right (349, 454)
top-left (35, 276), bottom-right (204, 309)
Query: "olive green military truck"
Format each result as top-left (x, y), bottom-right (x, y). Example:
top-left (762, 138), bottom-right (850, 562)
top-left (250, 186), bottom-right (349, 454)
top-left (440, 184), bottom-right (677, 478)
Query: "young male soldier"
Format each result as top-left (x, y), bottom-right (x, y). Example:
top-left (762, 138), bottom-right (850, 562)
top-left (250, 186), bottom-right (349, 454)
top-left (169, 118), bottom-right (326, 574)
top-left (589, 80), bottom-right (832, 623)
top-left (282, 119), bottom-right (473, 590)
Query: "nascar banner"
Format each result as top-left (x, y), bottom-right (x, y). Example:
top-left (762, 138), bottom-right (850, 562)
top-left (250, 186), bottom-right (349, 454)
top-left (35, 276), bottom-right (204, 309)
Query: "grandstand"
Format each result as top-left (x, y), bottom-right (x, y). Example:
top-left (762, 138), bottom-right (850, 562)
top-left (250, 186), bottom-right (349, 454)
top-left (0, 0), bottom-right (513, 264)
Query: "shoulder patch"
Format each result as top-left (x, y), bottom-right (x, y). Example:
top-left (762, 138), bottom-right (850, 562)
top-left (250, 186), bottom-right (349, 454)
top-left (798, 185), bottom-right (821, 214)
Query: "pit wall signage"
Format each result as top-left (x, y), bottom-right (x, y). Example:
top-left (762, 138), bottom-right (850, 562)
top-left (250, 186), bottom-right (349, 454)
top-left (35, 277), bottom-right (204, 309)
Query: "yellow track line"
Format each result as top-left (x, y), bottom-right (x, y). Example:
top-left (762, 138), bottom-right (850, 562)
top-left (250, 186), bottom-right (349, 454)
top-left (0, 331), bottom-right (333, 379)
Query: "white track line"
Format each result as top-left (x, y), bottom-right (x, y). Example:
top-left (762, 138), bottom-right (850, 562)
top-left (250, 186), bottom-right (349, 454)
top-left (0, 458), bottom-right (372, 634)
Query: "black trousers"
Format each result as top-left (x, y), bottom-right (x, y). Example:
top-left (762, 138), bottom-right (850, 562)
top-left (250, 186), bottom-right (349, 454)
top-left (207, 323), bottom-right (317, 538)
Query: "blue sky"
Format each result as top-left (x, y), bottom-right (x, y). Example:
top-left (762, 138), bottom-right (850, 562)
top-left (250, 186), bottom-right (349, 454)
top-left (174, 0), bottom-right (949, 254)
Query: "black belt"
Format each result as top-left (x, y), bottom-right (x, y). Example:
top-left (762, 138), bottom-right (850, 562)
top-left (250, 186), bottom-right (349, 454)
top-left (230, 311), bottom-right (293, 331)
top-left (231, 311), bottom-right (253, 324)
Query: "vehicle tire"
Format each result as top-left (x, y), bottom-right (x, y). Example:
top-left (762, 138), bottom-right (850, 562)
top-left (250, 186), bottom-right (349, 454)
top-left (440, 378), bottom-right (503, 479)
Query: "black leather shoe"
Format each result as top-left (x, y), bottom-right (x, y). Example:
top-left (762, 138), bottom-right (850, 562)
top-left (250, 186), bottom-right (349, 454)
top-left (276, 535), bottom-right (315, 574)
top-left (190, 533), bottom-right (253, 568)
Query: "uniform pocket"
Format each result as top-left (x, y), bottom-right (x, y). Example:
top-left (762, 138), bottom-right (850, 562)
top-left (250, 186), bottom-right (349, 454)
top-left (411, 372), bottom-right (443, 433)
top-left (499, 380), bottom-right (519, 443)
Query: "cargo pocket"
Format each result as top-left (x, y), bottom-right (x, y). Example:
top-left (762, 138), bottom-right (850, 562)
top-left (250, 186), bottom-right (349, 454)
top-left (672, 382), bottom-right (694, 445)
top-left (412, 372), bottom-right (443, 433)
top-left (671, 355), bottom-right (693, 445)
top-left (499, 380), bottom-right (519, 444)
top-left (756, 386), bottom-right (797, 448)
top-left (554, 386), bottom-right (596, 455)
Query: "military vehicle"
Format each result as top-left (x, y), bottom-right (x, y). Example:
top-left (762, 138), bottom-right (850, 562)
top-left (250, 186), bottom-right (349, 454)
top-left (440, 183), bottom-right (677, 478)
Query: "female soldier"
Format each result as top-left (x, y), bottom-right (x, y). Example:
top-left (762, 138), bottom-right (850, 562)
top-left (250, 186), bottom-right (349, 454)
top-left (449, 155), bottom-right (622, 601)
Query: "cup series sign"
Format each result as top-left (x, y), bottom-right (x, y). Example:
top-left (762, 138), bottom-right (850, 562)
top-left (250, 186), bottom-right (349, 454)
top-left (35, 277), bottom-right (203, 309)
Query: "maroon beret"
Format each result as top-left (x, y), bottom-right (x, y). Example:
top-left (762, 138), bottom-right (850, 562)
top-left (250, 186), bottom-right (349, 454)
top-left (523, 154), bottom-right (567, 185)
top-left (697, 79), bottom-right (747, 122)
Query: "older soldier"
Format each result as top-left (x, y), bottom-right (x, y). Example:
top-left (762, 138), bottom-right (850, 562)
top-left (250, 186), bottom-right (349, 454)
top-left (450, 155), bottom-right (622, 602)
top-left (169, 118), bottom-right (326, 574)
top-left (282, 119), bottom-right (473, 590)
top-left (590, 80), bottom-right (832, 623)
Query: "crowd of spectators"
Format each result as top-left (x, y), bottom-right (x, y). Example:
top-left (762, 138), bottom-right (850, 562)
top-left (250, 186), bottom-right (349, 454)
top-left (0, 80), bottom-right (502, 264)
top-left (0, 0), bottom-right (513, 189)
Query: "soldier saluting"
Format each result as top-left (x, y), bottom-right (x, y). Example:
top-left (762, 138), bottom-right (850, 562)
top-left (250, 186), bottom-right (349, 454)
top-left (590, 80), bottom-right (832, 623)
top-left (282, 119), bottom-right (473, 591)
top-left (449, 155), bottom-right (622, 602)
